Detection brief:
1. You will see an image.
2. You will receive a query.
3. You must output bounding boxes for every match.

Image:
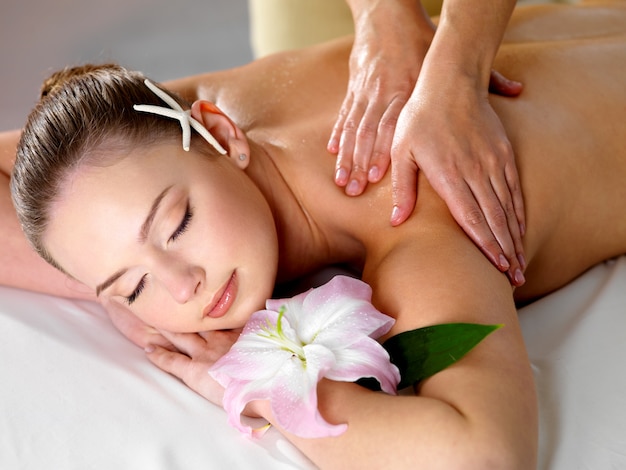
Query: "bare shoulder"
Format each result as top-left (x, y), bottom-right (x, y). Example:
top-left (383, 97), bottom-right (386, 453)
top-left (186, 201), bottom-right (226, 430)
top-left (504, 1), bottom-right (626, 44)
top-left (0, 130), bottom-right (21, 176)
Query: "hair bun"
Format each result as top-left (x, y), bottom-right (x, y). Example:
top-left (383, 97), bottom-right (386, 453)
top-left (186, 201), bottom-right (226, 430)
top-left (40, 63), bottom-right (123, 99)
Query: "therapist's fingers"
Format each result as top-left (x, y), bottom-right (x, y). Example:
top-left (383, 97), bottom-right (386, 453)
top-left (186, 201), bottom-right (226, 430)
top-left (334, 95), bottom-right (407, 196)
top-left (366, 96), bottom-right (406, 184)
top-left (332, 95), bottom-right (364, 188)
top-left (328, 93), bottom-right (351, 156)
top-left (390, 151), bottom-right (419, 226)
top-left (475, 173), bottom-right (525, 285)
top-left (435, 172), bottom-right (526, 286)
top-left (488, 69), bottom-right (523, 97)
top-left (506, 162), bottom-right (526, 237)
top-left (495, 161), bottom-right (527, 278)
top-left (434, 176), bottom-right (512, 272)
top-left (334, 99), bottom-right (381, 196)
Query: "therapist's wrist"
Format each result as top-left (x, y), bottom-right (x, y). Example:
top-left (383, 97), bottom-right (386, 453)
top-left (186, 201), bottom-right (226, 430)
top-left (426, 30), bottom-right (493, 94)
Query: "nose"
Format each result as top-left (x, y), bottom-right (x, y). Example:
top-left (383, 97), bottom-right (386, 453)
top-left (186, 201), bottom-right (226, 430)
top-left (154, 255), bottom-right (205, 304)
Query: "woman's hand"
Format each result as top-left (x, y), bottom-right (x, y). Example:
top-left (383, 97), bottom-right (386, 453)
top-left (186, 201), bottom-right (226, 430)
top-left (390, 63), bottom-right (526, 285)
top-left (102, 296), bottom-right (239, 407)
top-left (102, 297), bottom-right (174, 350)
top-left (332, 0), bottom-right (525, 284)
top-left (145, 329), bottom-right (241, 407)
top-left (330, 1), bottom-right (434, 195)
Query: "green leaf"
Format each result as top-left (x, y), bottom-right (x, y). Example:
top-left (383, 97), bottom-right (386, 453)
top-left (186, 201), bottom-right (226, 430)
top-left (382, 323), bottom-right (502, 389)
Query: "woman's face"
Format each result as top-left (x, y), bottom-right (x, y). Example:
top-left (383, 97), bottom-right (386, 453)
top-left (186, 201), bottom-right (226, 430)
top-left (44, 143), bottom-right (279, 332)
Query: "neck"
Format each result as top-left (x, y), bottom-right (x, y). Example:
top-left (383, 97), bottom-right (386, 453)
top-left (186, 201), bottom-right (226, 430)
top-left (244, 138), bottom-right (331, 283)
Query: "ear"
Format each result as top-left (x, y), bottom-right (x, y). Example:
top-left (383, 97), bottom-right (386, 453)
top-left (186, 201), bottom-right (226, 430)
top-left (190, 100), bottom-right (250, 169)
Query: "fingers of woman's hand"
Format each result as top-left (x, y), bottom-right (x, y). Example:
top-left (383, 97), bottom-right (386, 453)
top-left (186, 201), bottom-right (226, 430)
top-left (146, 331), bottom-right (233, 406)
top-left (145, 343), bottom-right (191, 376)
top-left (328, 94), bottom-right (351, 157)
top-left (431, 149), bottom-right (526, 286)
top-left (102, 298), bottom-right (174, 350)
top-left (488, 69), bottom-right (523, 97)
top-left (474, 138), bottom-right (526, 285)
top-left (333, 91), bottom-right (408, 197)
top-left (390, 148), bottom-right (419, 226)
top-left (332, 95), bottom-right (370, 193)
top-left (146, 343), bottom-right (225, 406)
top-left (157, 330), bottom-right (210, 358)
top-left (331, 7), bottom-right (427, 196)
top-left (368, 96), bottom-right (406, 182)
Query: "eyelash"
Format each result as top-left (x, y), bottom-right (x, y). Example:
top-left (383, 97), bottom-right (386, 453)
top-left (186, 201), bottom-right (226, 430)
top-left (169, 204), bottom-right (193, 242)
top-left (125, 275), bottom-right (146, 305)
top-left (125, 203), bottom-right (193, 305)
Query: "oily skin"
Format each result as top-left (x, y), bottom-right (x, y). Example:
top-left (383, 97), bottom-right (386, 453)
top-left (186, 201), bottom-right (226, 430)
top-left (44, 143), bottom-right (279, 332)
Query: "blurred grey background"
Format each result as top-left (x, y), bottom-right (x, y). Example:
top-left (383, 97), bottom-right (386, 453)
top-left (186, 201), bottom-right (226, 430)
top-left (0, 0), bottom-right (253, 131)
top-left (0, 0), bottom-right (565, 132)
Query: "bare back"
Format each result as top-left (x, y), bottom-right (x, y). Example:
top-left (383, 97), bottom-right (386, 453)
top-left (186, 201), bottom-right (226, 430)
top-left (170, 2), bottom-right (626, 305)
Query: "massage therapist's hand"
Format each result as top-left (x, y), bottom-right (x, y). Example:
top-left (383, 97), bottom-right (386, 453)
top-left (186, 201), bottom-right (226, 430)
top-left (390, 62), bottom-right (527, 286)
top-left (331, 0), bottom-right (524, 198)
top-left (145, 329), bottom-right (241, 407)
top-left (329, 0), bottom-right (434, 194)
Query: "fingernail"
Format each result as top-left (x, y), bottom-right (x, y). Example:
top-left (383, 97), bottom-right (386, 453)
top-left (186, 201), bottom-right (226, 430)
top-left (327, 138), bottom-right (339, 153)
top-left (518, 253), bottom-right (526, 270)
top-left (514, 269), bottom-right (526, 286)
top-left (144, 345), bottom-right (155, 353)
top-left (520, 223), bottom-right (526, 236)
top-left (499, 254), bottom-right (510, 271)
top-left (347, 179), bottom-right (359, 195)
top-left (335, 167), bottom-right (348, 184)
top-left (391, 206), bottom-right (401, 225)
top-left (368, 165), bottom-right (379, 182)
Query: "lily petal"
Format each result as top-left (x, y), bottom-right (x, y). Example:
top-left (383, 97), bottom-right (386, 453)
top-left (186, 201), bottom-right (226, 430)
top-left (328, 336), bottom-right (401, 394)
top-left (212, 275), bottom-right (399, 439)
top-left (270, 344), bottom-right (347, 438)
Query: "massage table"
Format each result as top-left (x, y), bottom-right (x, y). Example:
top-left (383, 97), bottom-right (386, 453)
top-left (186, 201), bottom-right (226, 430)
top-left (2, 256), bottom-right (625, 469)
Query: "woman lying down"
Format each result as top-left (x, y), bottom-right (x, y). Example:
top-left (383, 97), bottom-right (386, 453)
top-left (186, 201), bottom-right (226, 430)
top-left (2, 1), bottom-right (626, 468)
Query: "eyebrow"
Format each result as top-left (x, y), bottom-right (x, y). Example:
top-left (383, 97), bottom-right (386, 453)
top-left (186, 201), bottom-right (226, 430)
top-left (95, 185), bottom-right (173, 297)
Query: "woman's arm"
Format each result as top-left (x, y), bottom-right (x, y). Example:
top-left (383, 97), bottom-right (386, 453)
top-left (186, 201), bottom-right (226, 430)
top-left (270, 192), bottom-right (536, 468)
top-left (149, 182), bottom-right (537, 468)
top-left (0, 130), bottom-right (92, 298)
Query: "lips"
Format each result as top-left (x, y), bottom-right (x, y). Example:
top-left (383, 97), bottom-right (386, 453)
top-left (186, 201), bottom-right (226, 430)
top-left (203, 272), bottom-right (237, 319)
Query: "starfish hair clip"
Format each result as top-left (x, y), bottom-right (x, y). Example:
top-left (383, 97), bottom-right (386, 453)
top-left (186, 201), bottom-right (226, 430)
top-left (134, 79), bottom-right (227, 154)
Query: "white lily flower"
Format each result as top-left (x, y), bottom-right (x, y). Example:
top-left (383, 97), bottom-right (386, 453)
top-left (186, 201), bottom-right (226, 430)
top-left (209, 275), bottom-right (400, 438)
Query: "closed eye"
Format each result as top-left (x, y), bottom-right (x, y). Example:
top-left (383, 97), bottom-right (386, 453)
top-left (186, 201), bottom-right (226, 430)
top-left (125, 275), bottom-right (147, 305)
top-left (169, 203), bottom-right (193, 243)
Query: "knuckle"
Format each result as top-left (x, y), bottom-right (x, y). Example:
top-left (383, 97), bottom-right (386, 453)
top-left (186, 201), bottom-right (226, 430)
top-left (371, 149), bottom-right (390, 164)
top-left (489, 207), bottom-right (509, 229)
top-left (483, 238), bottom-right (504, 257)
top-left (379, 111), bottom-right (400, 131)
top-left (356, 121), bottom-right (377, 140)
top-left (464, 207), bottom-right (486, 227)
top-left (502, 199), bottom-right (516, 218)
top-left (351, 164), bottom-right (368, 177)
top-left (342, 118), bottom-right (359, 133)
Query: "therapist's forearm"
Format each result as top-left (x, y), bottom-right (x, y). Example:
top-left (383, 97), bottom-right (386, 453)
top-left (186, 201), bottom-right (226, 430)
top-left (345, 0), bottom-right (433, 35)
top-left (433, 0), bottom-right (516, 88)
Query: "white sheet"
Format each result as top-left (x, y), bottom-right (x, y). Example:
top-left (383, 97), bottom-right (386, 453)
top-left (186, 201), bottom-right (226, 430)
top-left (1, 257), bottom-right (625, 469)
